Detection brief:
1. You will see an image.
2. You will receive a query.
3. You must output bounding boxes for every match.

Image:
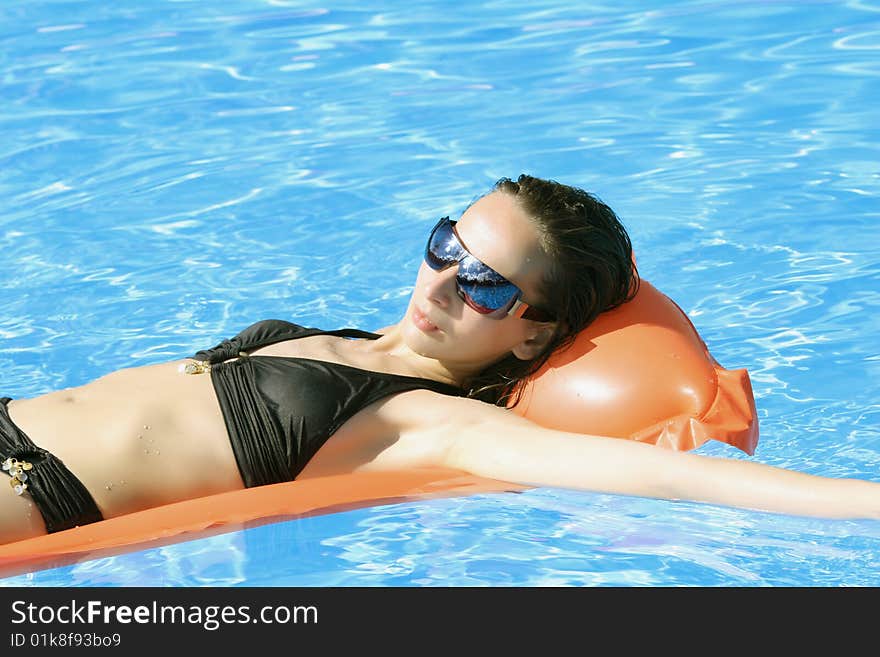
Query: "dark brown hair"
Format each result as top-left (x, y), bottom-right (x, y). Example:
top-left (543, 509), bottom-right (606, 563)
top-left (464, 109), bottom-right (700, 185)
top-left (466, 174), bottom-right (639, 406)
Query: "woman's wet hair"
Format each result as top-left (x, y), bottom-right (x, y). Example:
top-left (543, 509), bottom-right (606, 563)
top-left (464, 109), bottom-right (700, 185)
top-left (466, 174), bottom-right (640, 406)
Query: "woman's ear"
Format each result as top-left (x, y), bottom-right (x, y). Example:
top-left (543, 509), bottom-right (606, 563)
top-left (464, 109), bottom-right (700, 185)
top-left (511, 323), bottom-right (558, 361)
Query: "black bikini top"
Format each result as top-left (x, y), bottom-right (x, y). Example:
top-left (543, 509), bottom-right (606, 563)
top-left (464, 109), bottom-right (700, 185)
top-left (190, 319), bottom-right (465, 487)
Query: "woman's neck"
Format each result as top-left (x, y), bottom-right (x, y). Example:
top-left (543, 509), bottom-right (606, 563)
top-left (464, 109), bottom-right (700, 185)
top-left (358, 321), bottom-right (483, 389)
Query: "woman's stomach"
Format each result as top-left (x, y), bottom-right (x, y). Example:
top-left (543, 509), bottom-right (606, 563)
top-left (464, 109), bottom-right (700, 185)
top-left (6, 360), bottom-right (245, 518)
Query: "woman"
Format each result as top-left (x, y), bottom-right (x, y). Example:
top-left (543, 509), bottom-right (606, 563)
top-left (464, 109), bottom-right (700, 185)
top-left (1, 174), bottom-right (878, 545)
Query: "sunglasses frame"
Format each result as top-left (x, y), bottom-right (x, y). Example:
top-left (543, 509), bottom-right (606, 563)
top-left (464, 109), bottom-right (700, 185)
top-left (424, 217), bottom-right (555, 322)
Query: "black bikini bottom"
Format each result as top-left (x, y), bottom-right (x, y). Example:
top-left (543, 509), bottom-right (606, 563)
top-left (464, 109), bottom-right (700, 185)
top-left (0, 397), bottom-right (103, 534)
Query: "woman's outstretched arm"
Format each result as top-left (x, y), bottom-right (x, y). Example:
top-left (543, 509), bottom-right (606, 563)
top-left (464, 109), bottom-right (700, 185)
top-left (438, 400), bottom-right (880, 520)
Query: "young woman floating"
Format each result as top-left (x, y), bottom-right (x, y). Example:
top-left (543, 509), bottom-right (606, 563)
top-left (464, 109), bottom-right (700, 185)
top-left (2, 174), bottom-right (878, 545)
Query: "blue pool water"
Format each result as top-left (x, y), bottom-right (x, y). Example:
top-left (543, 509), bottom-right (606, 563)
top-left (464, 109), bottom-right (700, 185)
top-left (1, 0), bottom-right (879, 586)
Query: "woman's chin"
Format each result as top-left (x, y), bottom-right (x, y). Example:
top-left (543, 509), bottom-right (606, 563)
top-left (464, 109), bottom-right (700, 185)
top-left (401, 328), bottom-right (438, 357)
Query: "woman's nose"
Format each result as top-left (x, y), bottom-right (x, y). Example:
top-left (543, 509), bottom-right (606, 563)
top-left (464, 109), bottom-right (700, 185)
top-left (423, 264), bottom-right (459, 309)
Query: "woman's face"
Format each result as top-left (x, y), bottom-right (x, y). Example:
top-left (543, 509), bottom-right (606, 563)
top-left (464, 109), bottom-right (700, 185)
top-left (402, 191), bottom-right (555, 370)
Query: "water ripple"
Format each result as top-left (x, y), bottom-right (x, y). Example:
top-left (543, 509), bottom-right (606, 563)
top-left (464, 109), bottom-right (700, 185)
top-left (1, 0), bottom-right (879, 586)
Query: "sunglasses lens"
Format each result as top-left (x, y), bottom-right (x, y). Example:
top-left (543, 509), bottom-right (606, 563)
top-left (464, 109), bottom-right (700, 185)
top-left (424, 218), bottom-right (461, 271)
top-left (456, 256), bottom-right (521, 315)
top-left (458, 285), bottom-right (520, 315)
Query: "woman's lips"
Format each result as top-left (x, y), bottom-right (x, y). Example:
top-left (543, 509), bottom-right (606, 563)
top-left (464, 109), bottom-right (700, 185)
top-left (412, 307), bottom-right (440, 333)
